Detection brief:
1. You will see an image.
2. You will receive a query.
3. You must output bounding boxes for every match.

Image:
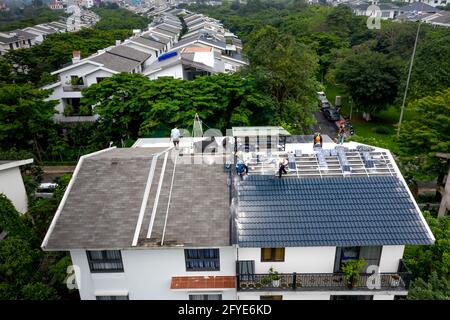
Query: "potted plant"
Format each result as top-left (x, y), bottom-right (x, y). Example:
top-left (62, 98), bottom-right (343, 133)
top-left (269, 267), bottom-right (281, 287)
top-left (341, 258), bottom-right (365, 289)
top-left (260, 276), bottom-right (271, 287)
top-left (390, 274), bottom-right (400, 287)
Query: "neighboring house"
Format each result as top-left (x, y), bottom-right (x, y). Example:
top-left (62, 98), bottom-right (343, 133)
top-left (0, 159), bottom-right (33, 214)
top-left (144, 47), bottom-right (224, 80)
top-left (398, 2), bottom-right (440, 14)
top-left (348, 1), bottom-right (400, 19)
top-left (43, 45), bottom-right (151, 123)
top-left (397, 9), bottom-right (450, 27)
top-left (22, 24), bottom-right (59, 44)
top-left (0, 30), bottom-right (37, 55)
top-left (400, 0), bottom-right (448, 8)
top-left (41, 130), bottom-right (435, 300)
top-left (48, 1), bottom-right (65, 10)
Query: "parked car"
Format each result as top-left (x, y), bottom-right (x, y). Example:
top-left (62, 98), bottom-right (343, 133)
top-left (320, 100), bottom-right (331, 110)
top-left (35, 182), bottom-right (58, 199)
top-left (323, 108), bottom-right (340, 121)
top-left (317, 91), bottom-right (327, 101)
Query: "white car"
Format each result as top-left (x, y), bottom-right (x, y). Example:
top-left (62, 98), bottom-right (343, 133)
top-left (35, 182), bottom-right (58, 199)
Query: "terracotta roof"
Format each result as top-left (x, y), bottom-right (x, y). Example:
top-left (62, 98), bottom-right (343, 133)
top-left (182, 47), bottom-right (212, 53)
top-left (171, 276), bottom-right (236, 289)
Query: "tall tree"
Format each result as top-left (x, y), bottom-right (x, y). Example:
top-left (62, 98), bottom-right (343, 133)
top-left (0, 84), bottom-right (57, 160)
top-left (245, 25), bottom-right (319, 132)
top-left (334, 50), bottom-right (402, 119)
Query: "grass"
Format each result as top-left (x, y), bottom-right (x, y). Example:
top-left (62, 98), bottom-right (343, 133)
top-left (323, 82), bottom-right (418, 154)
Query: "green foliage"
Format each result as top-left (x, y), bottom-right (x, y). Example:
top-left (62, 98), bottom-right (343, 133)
top-left (334, 50), bottom-right (402, 116)
top-left (0, 83), bottom-right (57, 160)
top-left (0, 195), bottom-right (35, 241)
top-left (398, 89), bottom-right (450, 180)
top-left (93, 5), bottom-right (150, 30)
top-left (53, 173), bottom-right (72, 204)
top-left (408, 272), bottom-right (450, 300)
top-left (24, 199), bottom-right (58, 243)
top-left (0, 237), bottom-right (36, 285)
top-left (341, 258), bottom-right (365, 286)
top-left (82, 73), bottom-right (273, 143)
top-left (21, 282), bottom-right (59, 300)
top-left (268, 267), bottom-right (281, 281)
top-left (404, 212), bottom-right (450, 282)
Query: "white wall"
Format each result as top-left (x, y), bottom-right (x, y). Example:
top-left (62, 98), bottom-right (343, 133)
top-left (148, 64), bottom-right (185, 80)
top-left (238, 292), bottom-right (331, 300)
top-left (237, 247), bottom-right (336, 274)
top-left (0, 167), bottom-right (28, 213)
top-left (373, 294), bottom-right (395, 300)
top-left (379, 246), bottom-right (404, 272)
top-left (84, 69), bottom-right (115, 87)
top-left (71, 247), bottom-right (237, 300)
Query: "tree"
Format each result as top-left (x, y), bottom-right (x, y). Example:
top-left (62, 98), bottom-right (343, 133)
top-left (334, 50), bottom-right (401, 120)
top-left (398, 89), bottom-right (450, 180)
top-left (0, 84), bottom-right (57, 160)
top-left (403, 212), bottom-right (450, 299)
top-left (409, 34), bottom-right (450, 100)
top-left (245, 25), bottom-right (319, 132)
top-left (408, 272), bottom-right (450, 300)
top-left (21, 282), bottom-right (59, 300)
top-left (0, 237), bottom-right (36, 286)
top-left (0, 195), bottom-right (35, 242)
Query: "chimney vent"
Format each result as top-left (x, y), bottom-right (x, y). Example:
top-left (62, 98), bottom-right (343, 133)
top-left (72, 50), bottom-right (81, 64)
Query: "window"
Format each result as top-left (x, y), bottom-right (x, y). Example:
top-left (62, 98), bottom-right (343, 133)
top-left (185, 249), bottom-right (220, 271)
top-left (86, 250), bottom-right (124, 273)
top-left (189, 294), bottom-right (222, 300)
top-left (261, 248), bottom-right (285, 262)
top-left (261, 295), bottom-right (283, 300)
top-left (96, 295), bottom-right (129, 300)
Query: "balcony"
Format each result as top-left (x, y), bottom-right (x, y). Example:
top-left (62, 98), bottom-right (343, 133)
top-left (237, 268), bottom-right (412, 292)
top-left (63, 85), bottom-right (86, 92)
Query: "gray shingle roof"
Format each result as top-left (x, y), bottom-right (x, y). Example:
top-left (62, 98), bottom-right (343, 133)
top-left (236, 175), bottom-right (434, 247)
top-left (107, 45), bottom-right (151, 62)
top-left (133, 37), bottom-right (165, 50)
top-left (400, 2), bottom-right (438, 13)
top-left (43, 148), bottom-right (230, 250)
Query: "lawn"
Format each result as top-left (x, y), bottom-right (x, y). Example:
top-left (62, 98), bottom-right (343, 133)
top-left (323, 82), bottom-right (417, 154)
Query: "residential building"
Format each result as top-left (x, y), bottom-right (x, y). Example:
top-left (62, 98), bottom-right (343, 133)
top-left (0, 159), bottom-right (34, 214)
top-left (0, 30), bottom-right (37, 55)
top-left (42, 129), bottom-right (435, 300)
top-left (43, 45), bottom-right (151, 122)
top-left (400, 0), bottom-right (448, 8)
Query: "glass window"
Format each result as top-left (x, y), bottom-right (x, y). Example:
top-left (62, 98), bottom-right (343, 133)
top-left (261, 248), bottom-right (285, 262)
top-left (185, 249), bottom-right (220, 271)
top-left (87, 250), bottom-right (124, 273)
top-left (189, 294), bottom-right (222, 300)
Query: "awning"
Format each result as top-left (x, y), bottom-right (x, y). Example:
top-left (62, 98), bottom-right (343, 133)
top-left (170, 276), bottom-right (236, 289)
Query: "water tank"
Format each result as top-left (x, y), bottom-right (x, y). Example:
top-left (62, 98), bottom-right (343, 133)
top-left (158, 51), bottom-right (177, 61)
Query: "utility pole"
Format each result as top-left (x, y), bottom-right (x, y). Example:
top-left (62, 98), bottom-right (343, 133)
top-left (397, 19), bottom-right (422, 138)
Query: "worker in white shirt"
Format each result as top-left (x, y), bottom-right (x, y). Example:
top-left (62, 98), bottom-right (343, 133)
top-left (170, 125), bottom-right (181, 150)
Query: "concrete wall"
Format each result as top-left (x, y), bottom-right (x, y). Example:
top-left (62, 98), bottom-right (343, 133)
top-left (379, 246), bottom-right (404, 272)
top-left (148, 64), bottom-right (185, 80)
top-left (71, 247), bottom-right (237, 300)
top-left (237, 247), bottom-right (336, 274)
top-left (0, 167), bottom-right (28, 213)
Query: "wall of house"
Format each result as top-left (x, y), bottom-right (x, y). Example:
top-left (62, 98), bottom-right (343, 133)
top-left (237, 247), bottom-right (337, 274)
top-left (84, 69), bottom-right (115, 86)
top-left (59, 63), bottom-right (98, 86)
top-left (148, 64), bottom-right (185, 80)
top-left (0, 167), bottom-right (28, 213)
top-left (378, 245), bottom-right (404, 272)
top-left (70, 246), bottom-right (237, 300)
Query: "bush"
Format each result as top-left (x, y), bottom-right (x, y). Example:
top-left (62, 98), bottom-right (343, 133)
top-left (372, 126), bottom-right (390, 134)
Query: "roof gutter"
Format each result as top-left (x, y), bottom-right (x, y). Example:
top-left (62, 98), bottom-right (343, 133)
top-left (41, 147), bottom-right (116, 250)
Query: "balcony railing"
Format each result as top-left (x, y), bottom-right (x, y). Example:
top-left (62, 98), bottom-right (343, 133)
top-left (63, 85), bottom-right (86, 92)
top-left (237, 272), bottom-right (412, 292)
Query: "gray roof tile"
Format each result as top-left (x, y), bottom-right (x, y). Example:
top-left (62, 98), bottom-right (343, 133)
top-left (235, 175), bottom-right (434, 247)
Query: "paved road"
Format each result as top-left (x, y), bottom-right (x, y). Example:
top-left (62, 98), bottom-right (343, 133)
top-left (313, 111), bottom-right (338, 140)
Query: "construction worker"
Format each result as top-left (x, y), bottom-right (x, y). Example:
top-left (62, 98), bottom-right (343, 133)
top-left (170, 125), bottom-right (181, 150)
top-left (278, 158), bottom-right (288, 179)
top-left (313, 133), bottom-right (323, 148)
top-left (337, 125), bottom-right (346, 145)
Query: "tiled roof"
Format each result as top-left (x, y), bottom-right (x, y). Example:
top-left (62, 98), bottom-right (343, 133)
top-left (171, 276), bottom-right (236, 289)
top-left (133, 37), bottom-right (165, 50)
top-left (107, 45), bottom-right (151, 62)
top-left (236, 175), bottom-right (434, 247)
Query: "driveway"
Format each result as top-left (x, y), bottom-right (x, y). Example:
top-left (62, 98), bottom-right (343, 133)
top-left (313, 111), bottom-right (338, 139)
